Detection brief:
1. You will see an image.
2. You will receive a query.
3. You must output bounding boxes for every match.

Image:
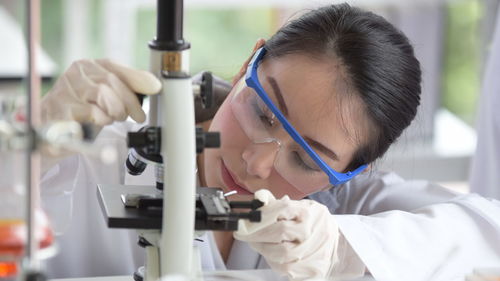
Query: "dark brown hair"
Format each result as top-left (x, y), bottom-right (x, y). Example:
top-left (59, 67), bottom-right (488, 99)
top-left (265, 3), bottom-right (421, 171)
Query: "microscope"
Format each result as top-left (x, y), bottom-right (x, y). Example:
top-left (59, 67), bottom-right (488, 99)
top-left (96, 1), bottom-right (262, 280)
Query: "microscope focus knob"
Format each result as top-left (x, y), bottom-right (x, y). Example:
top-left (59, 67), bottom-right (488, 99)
top-left (204, 131), bottom-right (220, 148)
top-left (200, 71), bottom-right (214, 109)
top-left (196, 128), bottom-right (220, 153)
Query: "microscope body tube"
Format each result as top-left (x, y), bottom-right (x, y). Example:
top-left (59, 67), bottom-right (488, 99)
top-left (148, 48), bottom-right (191, 127)
top-left (160, 51), bottom-right (196, 277)
top-left (148, 50), bottom-right (161, 126)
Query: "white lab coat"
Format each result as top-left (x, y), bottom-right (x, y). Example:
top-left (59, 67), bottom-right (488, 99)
top-left (469, 5), bottom-right (500, 199)
top-left (41, 121), bottom-right (500, 281)
top-left (41, 121), bottom-right (272, 279)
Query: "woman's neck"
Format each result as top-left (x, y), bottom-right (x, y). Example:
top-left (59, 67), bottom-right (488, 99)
top-left (213, 230), bottom-right (235, 263)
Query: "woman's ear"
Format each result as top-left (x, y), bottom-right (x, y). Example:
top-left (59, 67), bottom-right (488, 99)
top-left (362, 164), bottom-right (372, 173)
top-left (231, 38), bottom-right (266, 86)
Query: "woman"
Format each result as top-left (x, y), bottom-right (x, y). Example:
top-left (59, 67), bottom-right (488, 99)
top-left (41, 4), bottom-right (500, 281)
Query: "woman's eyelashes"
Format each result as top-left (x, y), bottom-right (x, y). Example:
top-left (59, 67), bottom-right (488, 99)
top-left (253, 98), bottom-right (276, 127)
top-left (292, 151), bottom-right (319, 172)
top-left (251, 97), bottom-right (321, 173)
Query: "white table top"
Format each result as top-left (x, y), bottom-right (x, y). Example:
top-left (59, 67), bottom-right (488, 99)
top-left (51, 271), bottom-right (376, 281)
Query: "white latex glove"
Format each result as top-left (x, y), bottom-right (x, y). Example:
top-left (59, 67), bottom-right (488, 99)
top-left (234, 189), bottom-right (365, 281)
top-left (42, 59), bottom-right (161, 126)
top-left (40, 59), bottom-right (161, 172)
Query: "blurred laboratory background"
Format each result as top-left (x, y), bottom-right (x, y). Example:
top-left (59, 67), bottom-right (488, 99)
top-left (1, 0), bottom-right (498, 193)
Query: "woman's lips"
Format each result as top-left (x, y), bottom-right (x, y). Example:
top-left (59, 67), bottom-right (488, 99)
top-left (220, 160), bottom-right (253, 195)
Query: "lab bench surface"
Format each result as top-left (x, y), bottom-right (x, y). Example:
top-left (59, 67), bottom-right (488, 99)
top-left (51, 271), bottom-right (376, 281)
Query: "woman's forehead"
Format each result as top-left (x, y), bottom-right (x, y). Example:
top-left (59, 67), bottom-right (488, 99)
top-left (260, 53), bottom-right (348, 105)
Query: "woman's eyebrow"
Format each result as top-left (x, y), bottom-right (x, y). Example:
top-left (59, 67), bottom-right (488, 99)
top-left (267, 76), bottom-right (289, 116)
top-left (267, 76), bottom-right (340, 162)
top-left (305, 137), bottom-right (340, 162)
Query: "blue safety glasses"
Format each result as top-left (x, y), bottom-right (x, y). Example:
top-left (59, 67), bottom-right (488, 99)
top-left (244, 47), bottom-right (367, 186)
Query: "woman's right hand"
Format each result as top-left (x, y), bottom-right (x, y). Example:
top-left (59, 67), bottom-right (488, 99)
top-left (42, 59), bottom-right (161, 127)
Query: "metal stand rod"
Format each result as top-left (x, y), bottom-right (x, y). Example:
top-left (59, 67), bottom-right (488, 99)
top-left (25, 0), bottom-right (41, 271)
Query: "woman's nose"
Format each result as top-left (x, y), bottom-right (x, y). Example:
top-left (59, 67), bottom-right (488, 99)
top-left (242, 140), bottom-right (281, 179)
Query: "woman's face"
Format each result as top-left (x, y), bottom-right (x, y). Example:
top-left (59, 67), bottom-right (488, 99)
top-left (204, 53), bottom-right (369, 200)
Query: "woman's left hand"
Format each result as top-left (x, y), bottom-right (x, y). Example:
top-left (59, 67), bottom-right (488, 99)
top-left (233, 189), bottom-right (341, 281)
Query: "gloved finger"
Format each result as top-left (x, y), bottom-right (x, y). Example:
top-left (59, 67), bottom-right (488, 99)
top-left (64, 60), bottom-right (131, 122)
top-left (268, 215), bottom-right (338, 265)
top-left (85, 60), bottom-right (146, 123)
top-left (248, 218), bottom-right (336, 264)
top-left (92, 83), bottom-right (128, 121)
top-left (67, 65), bottom-right (130, 123)
top-left (235, 200), bottom-right (301, 239)
top-left (252, 233), bottom-right (332, 266)
top-left (71, 103), bottom-right (113, 127)
top-left (89, 104), bottom-right (115, 126)
top-left (267, 259), bottom-right (327, 281)
top-left (95, 59), bottom-right (162, 95)
top-left (63, 60), bottom-right (99, 100)
top-left (251, 241), bottom-right (304, 264)
top-left (101, 72), bottom-right (144, 122)
top-left (254, 189), bottom-right (276, 206)
top-left (260, 197), bottom-right (304, 222)
top-left (233, 189), bottom-right (278, 238)
top-left (235, 196), bottom-right (305, 240)
top-left (235, 218), bottom-right (310, 244)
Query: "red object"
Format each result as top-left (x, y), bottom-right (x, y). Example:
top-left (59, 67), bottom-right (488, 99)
top-left (0, 262), bottom-right (18, 278)
top-left (14, 110), bottom-right (26, 123)
top-left (0, 220), bottom-right (54, 258)
top-left (0, 213), bottom-right (54, 279)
